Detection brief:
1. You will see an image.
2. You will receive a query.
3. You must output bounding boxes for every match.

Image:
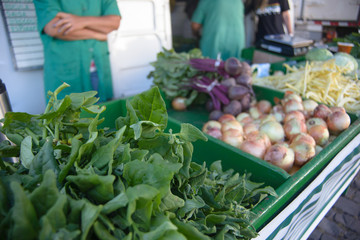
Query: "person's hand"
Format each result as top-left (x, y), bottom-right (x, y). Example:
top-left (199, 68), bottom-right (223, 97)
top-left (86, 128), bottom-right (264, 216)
top-left (53, 12), bottom-right (85, 35)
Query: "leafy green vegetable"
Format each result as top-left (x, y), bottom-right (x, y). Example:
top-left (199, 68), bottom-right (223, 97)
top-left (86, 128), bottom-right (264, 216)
top-left (147, 48), bottom-right (203, 103)
top-left (0, 83), bottom-right (276, 239)
top-left (305, 48), bottom-right (333, 61)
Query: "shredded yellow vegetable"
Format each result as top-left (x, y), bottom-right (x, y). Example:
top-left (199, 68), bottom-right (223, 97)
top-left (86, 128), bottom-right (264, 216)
top-left (253, 59), bottom-right (360, 114)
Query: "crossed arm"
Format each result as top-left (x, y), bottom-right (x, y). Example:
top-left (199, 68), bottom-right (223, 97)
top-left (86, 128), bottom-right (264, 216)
top-left (44, 12), bottom-right (121, 41)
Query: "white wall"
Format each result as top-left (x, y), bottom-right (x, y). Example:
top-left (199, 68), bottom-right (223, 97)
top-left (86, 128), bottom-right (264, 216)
top-left (0, 0), bottom-right (172, 114)
top-left (0, 11), bottom-right (45, 114)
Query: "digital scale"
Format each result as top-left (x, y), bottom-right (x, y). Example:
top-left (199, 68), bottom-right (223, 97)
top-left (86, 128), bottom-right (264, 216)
top-left (259, 34), bottom-right (314, 56)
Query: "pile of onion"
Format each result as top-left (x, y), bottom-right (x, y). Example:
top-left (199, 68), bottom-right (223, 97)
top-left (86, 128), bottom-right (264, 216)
top-left (201, 90), bottom-right (352, 174)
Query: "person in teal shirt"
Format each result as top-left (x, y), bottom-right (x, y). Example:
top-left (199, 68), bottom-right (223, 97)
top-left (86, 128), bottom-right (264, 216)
top-left (191, 0), bottom-right (245, 61)
top-left (33, 0), bottom-right (121, 102)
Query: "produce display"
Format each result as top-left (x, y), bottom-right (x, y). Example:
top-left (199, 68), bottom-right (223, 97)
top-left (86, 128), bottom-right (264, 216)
top-left (0, 83), bottom-right (277, 240)
top-left (253, 51), bottom-right (360, 114)
top-left (148, 48), bottom-right (254, 115)
top-left (202, 91), bottom-right (351, 174)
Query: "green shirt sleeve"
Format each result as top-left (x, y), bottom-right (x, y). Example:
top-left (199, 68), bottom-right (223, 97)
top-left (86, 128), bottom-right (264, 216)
top-left (102, 0), bottom-right (121, 16)
top-left (33, 0), bottom-right (61, 34)
top-left (191, 0), bottom-right (206, 24)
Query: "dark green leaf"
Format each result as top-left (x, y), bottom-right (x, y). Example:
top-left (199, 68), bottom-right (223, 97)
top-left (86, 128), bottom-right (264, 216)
top-left (9, 181), bottom-right (38, 240)
top-left (29, 138), bottom-right (60, 177)
top-left (129, 86), bottom-right (168, 130)
top-left (179, 123), bottom-right (207, 142)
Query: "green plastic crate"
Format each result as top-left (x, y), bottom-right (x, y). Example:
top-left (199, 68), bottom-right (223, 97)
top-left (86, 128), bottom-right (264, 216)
top-left (81, 85), bottom-right (360, 231)
top-left (164, 85), bottom-right (360, 230)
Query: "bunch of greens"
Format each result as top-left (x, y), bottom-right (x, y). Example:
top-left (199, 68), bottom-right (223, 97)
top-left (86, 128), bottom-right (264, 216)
top-left (148, 48), bottom-right (226, 107)
top-left (147, 48), bottom-right (203, 104)
top-left (0, 83), bottom-right (276, 240)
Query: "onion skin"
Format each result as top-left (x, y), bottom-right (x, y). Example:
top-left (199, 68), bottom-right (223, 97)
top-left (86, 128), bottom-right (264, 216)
top-left (284, 118), bottom-right (307, 141)
top-left (259, 120), bottom-right (285, 144)
top-left (202, 120), bottom-right (223, 139)
top-left (290, 141), bottom-right (316, 166)
top-left (302, 99), bottom-right (318, 119)
top-left (222, 129), bottom-right (244, 148)
top-left (249, 106), bottom-right (262, 119)
top-left (257, 100), bottom-right (272, 114)
top-left (291, 133), bottom-right (316, 147)
top-left (284, 110), bottom-right (305, 123)
top-left (240, 140), bottom-right (267, 159)
top-left (243, 123), bottom-right (259, 137)
top-left (272, 105), bottom-right (285, 123)
top-left (246, 131), bottom-right (271, 149)
top-left (290, 133), bottom-right (316, 166)
top-left (313, 104), bottom-right (332, 121)
top-left (330, 106), bottom-right (346, 113)
top-left (283, 92), bottom-right (303, 104)
top-left (326, 111), bottom-right (351, 135)
top-left (259, 114), bottom-right (277, 125)
top-left (202, 120), bottom-right (222, 132)
top-left (221, 120), bottom-right (244, 134)
top-left (218, 114), bottom-right (236, 124)
top-left (236, 112), bottom-right (253, 126)
top-left (283, 99), bottom-right (304, 113)
top-left (172, 97), bottom-right (187, 111)
top-left (306, 117), bottom-right (327, 129)
top-left (307, 125), bottom-right (329, 146)
top-left (264, 143), bottom-right (295, 172)
top-left (206, 128), bottom-right (223, 139)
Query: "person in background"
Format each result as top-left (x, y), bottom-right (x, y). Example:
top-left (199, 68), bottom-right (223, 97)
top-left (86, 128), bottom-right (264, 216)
top-left (190, 0), bottom-right (246, 61)
top-left (245, 0), bottom-right (293, 45)
top-left (33, 0), bottom-right (121, 102)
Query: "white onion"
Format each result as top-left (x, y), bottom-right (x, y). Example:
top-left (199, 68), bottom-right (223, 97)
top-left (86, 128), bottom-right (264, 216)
top-left (236, 112), bottom-right (253, 126)
top-left (222, 129), bottom-right (244, 148)
top-left (259, 120), bottom-right (285, 143)
top-left (283, 99), bottom-right (304, 113)
top-left (290, 141), bottom-right (316, 166)
top-left (284, 110), bottom-right (306, 123)
top-left (313, 104), bottom-right (332, 121)
top-left (249, 106), bottom-right (262, 119)
top-left (264, 143), bottom-right (295, 172)
top-left (326, 111), bottom-right (351, 135)
top-left (307, 125), bottom-right (329, 146)
top-left (221, 120), bottom-right (243, 134)
top-left (257, 100), bottom-right (272, 114)
top-left (202, 120), bottom-right (222, 132)
top-left (272, 104), bottom-right (285, 123)
top-left (283, 118), bottom-right (307, 141)
top-left (302, 99), bottom-right (318, 118)
top-left (240, 140), bottom-right (267, 159)
top-left (306, 117), bottom-right (327, 129)
top-left (218, 114), bottom-right (237, 124)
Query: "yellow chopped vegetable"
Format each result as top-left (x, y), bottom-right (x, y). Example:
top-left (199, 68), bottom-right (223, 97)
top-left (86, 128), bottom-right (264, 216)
top-left (253, 59), bottom-right (360, 114)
